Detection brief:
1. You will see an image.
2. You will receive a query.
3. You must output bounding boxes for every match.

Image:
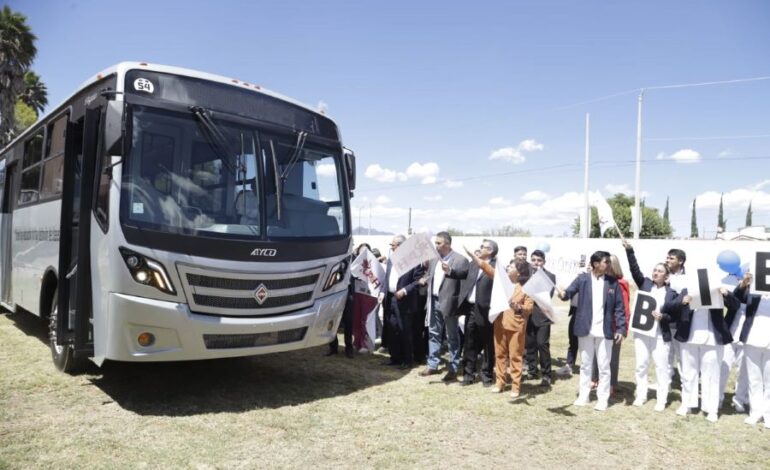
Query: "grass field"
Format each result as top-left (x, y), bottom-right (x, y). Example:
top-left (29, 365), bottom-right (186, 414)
top-left (1, 307), bottom-right (769, 469)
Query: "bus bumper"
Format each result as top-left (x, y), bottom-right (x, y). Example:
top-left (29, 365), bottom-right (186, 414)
top-left (101, 290), bottom-right (346, 362)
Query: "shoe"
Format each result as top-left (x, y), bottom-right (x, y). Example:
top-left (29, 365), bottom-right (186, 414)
top-left (376, 346), bottom-right (388, 354)
top-left (540, 377), bottom-right (552, 388)
top-left (573, 397), bottom-right (589, 407)
top-left (555, 365), bottom-right (572, 378)
top-left (459, 378), bottom-right (474, 386)
top-left (654, 401), bottom-right (666, 412)
top-left (510, 390), bottom-right (520, 399)
top-left (324, 349), bottom-right (338, 356)
top-left (732, 397), bottom-right (747, 414)
top-left (398, 363), bottom-right (412, 370)
top-left (633, 398), bottom-right (645, 407)
top-left (418, 367), bottom-right (440, 377)
top-left (490, 385), bottom-right (503, 393)
top-left (345, 349), bottom-right (355, 359)
top-left (357, 347), bottom-right (370, 354)
top-left (744, 415), bottom-right (760, 426)
top-left (676, 405), bottom-right (689, 416)
top-left (441, 371), bottom-right (458, 382)
top-left (482, 380), bottom-right (494, 388)
top-left (594, 400), bottom-right (608, 412)
top-left (706, 412), bottom-right (718, 423)
top-left (525, 373), bottom-right (538, 381)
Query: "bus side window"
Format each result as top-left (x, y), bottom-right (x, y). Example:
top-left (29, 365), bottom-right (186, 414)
top-left (40, 113), bottom-right (68, 200)
top-left (18, 130), bottom-right (44, 205)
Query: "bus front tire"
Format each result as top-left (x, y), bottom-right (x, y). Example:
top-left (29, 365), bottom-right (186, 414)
top-left (48, 289), bottom-right (84, 373)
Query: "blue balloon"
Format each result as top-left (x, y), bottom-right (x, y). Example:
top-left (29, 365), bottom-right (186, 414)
top-left (537, 242), bottom-right (551, 253)
top-left (716, 250), bottom-right (741, 275)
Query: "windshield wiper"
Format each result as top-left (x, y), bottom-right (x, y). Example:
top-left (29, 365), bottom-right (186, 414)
top-left (280, 131), bottom-right (307, 182)
top-left (268, 139), bottom-right (283, 222)
top-left (189, 106), bottom-right (237, 175)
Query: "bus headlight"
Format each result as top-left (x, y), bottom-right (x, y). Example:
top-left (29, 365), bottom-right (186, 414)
top-left (119, 248), bottom-right (176, 295)
top-left (323, 260), bottom-right (348, 291)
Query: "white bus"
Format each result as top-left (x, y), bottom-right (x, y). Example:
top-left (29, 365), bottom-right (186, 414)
top-left (0, 62), bottom-right (356, 372)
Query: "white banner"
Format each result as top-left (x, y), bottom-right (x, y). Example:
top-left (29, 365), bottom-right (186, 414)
top-left (630, 291), bottom-right (659, 338)
top-left (523, 268), bottom-right (557, 322)
top-left (390, 232), bottom-right (439, 276)
top-left (489, 260), bottom-right (515, 323)
top-left (364, 303), bottom-right (378, 352)
top-left (350, 248), bottom-right (385, 297)
top-left (591, 191), bottom-right (616, 237)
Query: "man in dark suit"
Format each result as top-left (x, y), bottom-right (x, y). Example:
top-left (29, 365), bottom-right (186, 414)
top-left (558, 250), bottom-right (625, 411)
top-left (456, 239), bottom-right (498, 386)
top-left (419, 231), bottom-right (470, 382)
top-left (525, 249), bottom-right (557, 386)
top-left (381, 235), bottom-right (424, 369)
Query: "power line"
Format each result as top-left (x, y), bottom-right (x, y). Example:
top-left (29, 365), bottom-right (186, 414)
top-left (645, 134), bottom-right (770, 142)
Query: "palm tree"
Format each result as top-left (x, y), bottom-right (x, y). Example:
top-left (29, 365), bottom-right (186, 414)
top-left (0, 6), bottom-right (38, 146)
top-left (21, 70), bottom-right (47, 115)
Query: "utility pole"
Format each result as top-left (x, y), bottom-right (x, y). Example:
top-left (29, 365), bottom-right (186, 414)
top-left (408, 207), bottom-right (412, 235)
top-left (583, 113), bottom-right (590, 238)
top-left (368, 203), bottom-right (371, 235)
top-left (633, 89), bottom-right (645, 239)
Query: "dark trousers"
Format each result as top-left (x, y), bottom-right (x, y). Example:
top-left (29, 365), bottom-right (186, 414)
top-left (566, 306), bottom-right (578, 366)
top-left (330, 292), bottom-right (354, 353)
top-left (525, 321), bottom-right (552, 379)
top-left (412, 295), bottom-right (428, 364)
top-left (462, 303), bottom-right (495, 383)
top-left (386, 295), bottom-right (413, 366)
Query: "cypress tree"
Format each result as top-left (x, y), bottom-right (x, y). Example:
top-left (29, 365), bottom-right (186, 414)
top-left (690, 199), bottom-right (698, 238)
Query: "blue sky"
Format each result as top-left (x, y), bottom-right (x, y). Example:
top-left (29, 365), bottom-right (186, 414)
top-left (10, 0), bottom-right (770, 237)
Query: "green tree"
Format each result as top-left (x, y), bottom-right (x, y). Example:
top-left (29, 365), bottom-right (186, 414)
top-left (14, 100), bottom-right (36, 133)
top-left (572, 193), bottom-right (672, 238)
top-left (690, 199), bottom-right (698, 238)
top-left (444, 227), bottom-right (465, 236)
top-left (746, 201), bottom-right (753, 227)
top-left (21, 70), bottom-right (47, 115)
top-left (0, 6), bottom-right (37, 146)
top-left (483, 225), bottom-right (531, 237)
top-left (717, 193), bottom-right (726, 231)
top-left (663, 196), bottom-right (669, 225)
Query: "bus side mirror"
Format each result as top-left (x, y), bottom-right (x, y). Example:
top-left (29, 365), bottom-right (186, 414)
top-left (343, 148), bottom-right (356, 192)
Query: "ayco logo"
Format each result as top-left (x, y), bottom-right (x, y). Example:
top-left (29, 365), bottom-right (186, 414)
top-left (251, 248), bottom-right (278, 257)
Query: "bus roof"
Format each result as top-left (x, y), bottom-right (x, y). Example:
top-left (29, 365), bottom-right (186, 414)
top-left (2, 62), bottom-right (335, 155)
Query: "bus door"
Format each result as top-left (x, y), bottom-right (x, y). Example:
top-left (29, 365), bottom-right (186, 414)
top-left (0, 160), bottom-right (15, 305)
top-left (56, 105), bottom-right (100, 358)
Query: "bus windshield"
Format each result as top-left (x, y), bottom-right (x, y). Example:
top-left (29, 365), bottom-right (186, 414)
top-left (120, 105), bottom-right (347, 239)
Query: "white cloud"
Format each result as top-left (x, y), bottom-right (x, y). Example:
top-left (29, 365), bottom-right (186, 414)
top-left (656, 148), bottom-right (701, 164)
top-left (364, 162), bottom-right (438, 184)
top-left (521, 190), bottom-right (549, 201)
top-left (718, 149), bottom-right (734, 158)
top-left (405, 162), bottom-right (440, 184)
top-left (316, 163), bottom-right (336, 177)
top-left (695, 188), bottom-right (770, 211)
top-left (603, 184), bottom-right (649, 198)
top-left (489, 139), bottom-right (544, 164)
top-left (752, 179), bottom-right (770, 191)
top-left (375, 195), bottom-right (391, 204)
top-left (424, 195), bottom-right (443, 202)
top-left (489, 197), bottom-right (512, 206)
top-left (444, 179), bottom-right (464, 188)
top-left (364, 164), bottom-right (407, 183)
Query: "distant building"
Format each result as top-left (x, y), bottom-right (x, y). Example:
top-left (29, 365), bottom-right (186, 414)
top-left (716, 225), bottom-right (770, 241)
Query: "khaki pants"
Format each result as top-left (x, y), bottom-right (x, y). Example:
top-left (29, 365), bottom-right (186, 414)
top-left (494, 310), bottom-right (529, 392)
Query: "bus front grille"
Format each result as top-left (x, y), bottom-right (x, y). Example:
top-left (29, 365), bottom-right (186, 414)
top-left (203, 327), bottom-right (308, 349)
top-left (177, 263), bottom-right (324, 317)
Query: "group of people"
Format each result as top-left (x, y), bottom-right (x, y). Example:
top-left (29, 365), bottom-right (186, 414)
top-left (329, 233), bottom-right (770, 427)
